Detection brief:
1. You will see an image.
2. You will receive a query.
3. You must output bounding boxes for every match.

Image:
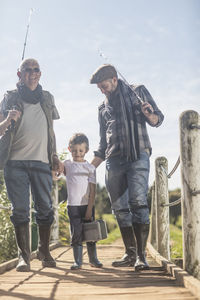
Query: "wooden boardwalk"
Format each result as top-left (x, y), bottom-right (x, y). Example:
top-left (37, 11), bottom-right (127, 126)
top-left (0, 240), bottom-right (198, 300)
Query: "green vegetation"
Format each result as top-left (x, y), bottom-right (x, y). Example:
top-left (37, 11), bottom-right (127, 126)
top-left (0, 168), bottom-right (183, 265)
top-left (170, 223), bottom-right (183, 259)
top-left (58, 201), bottom-right (70, 245)
top-left (169, 188), bottom-right (181, 225)
top-left (0, 172), bottom-right (17, 263)
top-left (95, 184), bottom-right (111, 217)
top-left (97, 213), bottom-right (120, 244)
top-left (98, 227), bottom-right (121, 245)
top-left (101, 213), bottom-right (117, 233)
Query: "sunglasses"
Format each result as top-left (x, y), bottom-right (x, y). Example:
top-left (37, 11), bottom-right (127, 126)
top-left (23, 67), bottom-right (40, 73)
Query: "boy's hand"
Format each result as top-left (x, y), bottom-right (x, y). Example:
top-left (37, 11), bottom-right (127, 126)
top-left (84, 209), bottom-right (93, 221)
top-left (52, 170), bottom-right (61, 181)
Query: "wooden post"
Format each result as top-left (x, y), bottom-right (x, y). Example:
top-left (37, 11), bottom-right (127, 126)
top-left (155, 157), bottom-right (170, 260)
top-left (180, 110), bottom-right (200, 279)
top-left (51, 182), bottom-right (59, 243)
top-left (149, 181), bottom-right (157, 249)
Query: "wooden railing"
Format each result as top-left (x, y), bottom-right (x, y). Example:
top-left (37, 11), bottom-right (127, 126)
top-left (149, 110), bottom-right (200, 280)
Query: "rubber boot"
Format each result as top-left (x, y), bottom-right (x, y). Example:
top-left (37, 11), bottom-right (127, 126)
top-left (86, 242), bottom-right (103, 268)
top-left (71, 245), bottom-right (83, 270)
top-left (14, 223), bottom-right (31, 272)
top-left (112, 226), bottom-right (137, 267)
top-left (37, 224), bottom-right (56, 267)
top-left (133, 223), bottom-right (150, 271)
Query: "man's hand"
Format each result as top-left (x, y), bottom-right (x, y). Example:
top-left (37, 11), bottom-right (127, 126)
top-left (0, 110), bottom-right (21, 136)
top-left (141, 102), bottom-right (159, 126)
top-left (91, 156), bottom-right (103, 168)
top-left (141, 102), bottom-right (153, 116)
top-left (7, 109), bottom-right (21, 123)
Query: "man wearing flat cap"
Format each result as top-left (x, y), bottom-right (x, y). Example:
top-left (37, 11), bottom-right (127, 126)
top-left (91, 64), bottom-right (164, 270)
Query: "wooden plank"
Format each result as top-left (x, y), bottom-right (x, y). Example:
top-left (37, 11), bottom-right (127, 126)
top-left (0, 240), bottom-right (198, 300)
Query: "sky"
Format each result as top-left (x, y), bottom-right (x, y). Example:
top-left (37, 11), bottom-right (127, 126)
top-left (0, 0), bottom-right (199, 190)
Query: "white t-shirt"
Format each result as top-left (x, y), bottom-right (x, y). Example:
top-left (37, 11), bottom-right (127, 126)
top-left (64, 160), bottom-right (96, 206)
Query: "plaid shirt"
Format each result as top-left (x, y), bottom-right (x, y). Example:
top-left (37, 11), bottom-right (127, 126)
top-left (94, 83), bottom-right (164, 160)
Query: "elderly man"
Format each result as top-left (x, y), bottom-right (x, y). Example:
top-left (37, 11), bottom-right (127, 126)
top-left (90, 64), bottom-right (164, 270)
top-left (0, 58), bottom-right (63, 271)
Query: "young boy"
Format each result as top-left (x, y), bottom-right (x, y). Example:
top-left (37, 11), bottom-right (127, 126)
top-left (63, 133), bottom-right (103, 270)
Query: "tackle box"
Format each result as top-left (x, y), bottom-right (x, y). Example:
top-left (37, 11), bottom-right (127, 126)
top-left (82, 219), bottom-right (108, 242)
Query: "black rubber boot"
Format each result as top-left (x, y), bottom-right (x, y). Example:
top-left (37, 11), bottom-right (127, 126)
top-left (37, 224), bottom-right (56, 267)
top-left (71, 245), bottom-right (83, 270)
top-left (86, 242), bottom-right (103, 268)
top-left (14, 223), bottom-right (31, 272)
top-left (112, 226), bottom-right (137, 267)
top-left (133, 223), bottom-right (150, 271)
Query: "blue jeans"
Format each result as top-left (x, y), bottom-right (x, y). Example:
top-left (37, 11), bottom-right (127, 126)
top-left (4, 160), bottom-right (54, 226)
top-left (105, 151), bottom-right (150, 226)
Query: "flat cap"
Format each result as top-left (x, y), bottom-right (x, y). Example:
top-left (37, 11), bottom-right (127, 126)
top-left (90, 64), bottom-right (117, 84)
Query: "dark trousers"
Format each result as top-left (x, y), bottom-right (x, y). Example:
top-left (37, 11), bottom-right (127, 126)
top-left (68, 205), bottom-right (95, 246)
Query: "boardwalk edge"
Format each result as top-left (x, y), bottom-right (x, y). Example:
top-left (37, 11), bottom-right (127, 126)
top-left (147, 242), bottom-right (200, 299)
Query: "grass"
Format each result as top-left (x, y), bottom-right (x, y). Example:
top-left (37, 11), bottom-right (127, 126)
top-left (170, 223), bottom-right (183, 259)
top-left (97, 226), bottom-right (121, 245)
top-left (97, 213), bottom-right (121, 245)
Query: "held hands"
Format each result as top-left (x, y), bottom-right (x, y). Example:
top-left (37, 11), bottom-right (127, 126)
top-left (52, 156), bottom-right (64, 180)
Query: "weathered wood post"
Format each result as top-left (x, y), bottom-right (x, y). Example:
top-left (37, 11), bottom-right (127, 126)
top-left (149, 181), bottom-right (157, 249)
top-left (155, 157), bottom-right (170, 260)
top-left (180, 110), bottom-right (200, 279)
top-left (51, 182), bottom-right (59, 243)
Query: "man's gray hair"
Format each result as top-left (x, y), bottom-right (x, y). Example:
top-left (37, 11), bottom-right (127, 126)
top-left (18, 58), bottom-right (40, 71)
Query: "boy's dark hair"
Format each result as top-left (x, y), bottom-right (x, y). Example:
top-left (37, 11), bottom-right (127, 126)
top-left (68, 133), bottom-right (89, 151)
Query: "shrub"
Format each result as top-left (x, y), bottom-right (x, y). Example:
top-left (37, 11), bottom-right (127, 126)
top-left (0, 173), bottom-right (17, 263)
top-left (58, 201), bottom-right (70, 245)
top-left (101, 213), bottom-right (118, 233)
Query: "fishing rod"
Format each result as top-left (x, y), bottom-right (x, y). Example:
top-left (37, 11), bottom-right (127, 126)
top-left (21, 8), bottom-right (34, 61)
top-left (98, 50), bottom-right (152, 113)
top-left (10, 8), bottom-right (34, 128)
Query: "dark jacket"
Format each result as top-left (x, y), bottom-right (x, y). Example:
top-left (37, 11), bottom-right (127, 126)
top-left (94, 84), bottom-right (164, 160)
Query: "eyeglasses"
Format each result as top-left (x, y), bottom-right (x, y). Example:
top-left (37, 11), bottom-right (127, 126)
top-left (23, 67), bottom-right (40, 73)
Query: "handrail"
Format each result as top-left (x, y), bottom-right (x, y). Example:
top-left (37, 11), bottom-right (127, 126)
top-left (160, 156), bottom-right (180, 179)
top-left (150, 110), bottom-right (200, 281)
top-left (161, 198), bottom-right (181, 207)
top-left (167, 156), bottom-right (180, 178)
